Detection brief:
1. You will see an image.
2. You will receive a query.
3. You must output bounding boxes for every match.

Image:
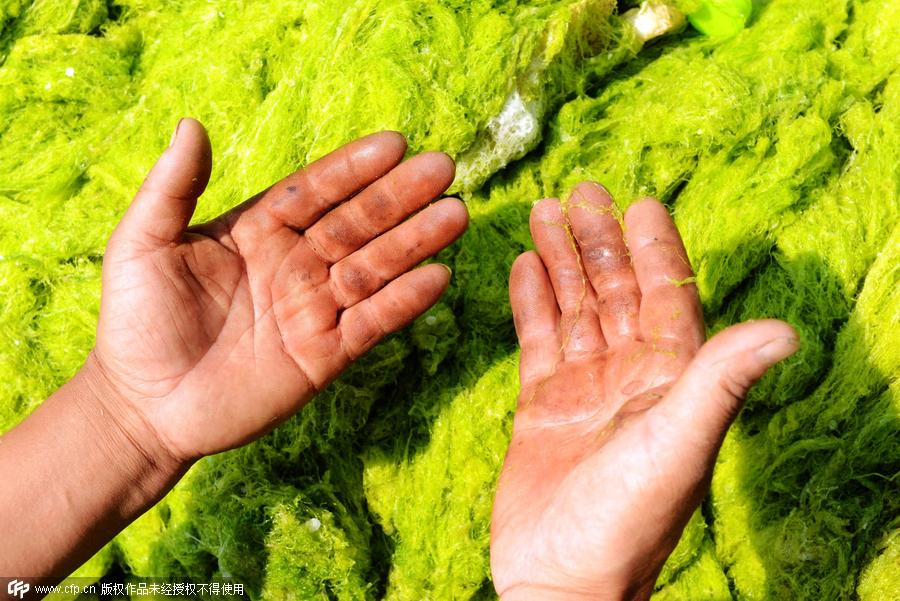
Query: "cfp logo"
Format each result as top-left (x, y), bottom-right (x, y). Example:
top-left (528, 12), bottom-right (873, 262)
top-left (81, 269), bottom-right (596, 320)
top-left (6, 580), bottom-right (29, 599)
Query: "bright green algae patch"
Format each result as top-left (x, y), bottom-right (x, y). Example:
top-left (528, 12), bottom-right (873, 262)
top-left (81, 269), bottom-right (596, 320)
top-left (1, 0), bottom-right (899, 600)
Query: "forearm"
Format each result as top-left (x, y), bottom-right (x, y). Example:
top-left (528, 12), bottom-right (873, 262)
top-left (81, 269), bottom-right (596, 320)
top-left (0, 354), bottom-right (188, 578)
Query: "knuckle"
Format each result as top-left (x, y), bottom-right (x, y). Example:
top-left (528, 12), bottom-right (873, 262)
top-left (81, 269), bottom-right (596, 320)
top-left (298, 168), bottom-right (329, 210)
top-left (364, 187), bottom-right (402, 226)
top-left (335, 263), bottom-right (377, 300)
top-left (598, 290), bottom-right (639, 317)
top-left (306, 217), bottom-right (367, 262)
top-left (363, 298), bottom-right (393, 338)
top-left (584, 245), bottom-right (629, 272)
top-left (715, 368), bottom-right (752, 414)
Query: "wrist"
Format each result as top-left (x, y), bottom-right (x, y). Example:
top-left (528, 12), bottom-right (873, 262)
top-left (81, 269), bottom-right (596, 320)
top-left (69, 352), bottom-right (190, 513)
top-left (0, 353), bottom-right (190, 577)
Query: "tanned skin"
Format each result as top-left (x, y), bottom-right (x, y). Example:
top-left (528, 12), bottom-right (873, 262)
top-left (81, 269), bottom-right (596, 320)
top-left (491, 184), bottom-right (797, 600)
top-left (0, 123), bottom-right (796, 597)
top-left (0, 120), bottom-right (467, 578)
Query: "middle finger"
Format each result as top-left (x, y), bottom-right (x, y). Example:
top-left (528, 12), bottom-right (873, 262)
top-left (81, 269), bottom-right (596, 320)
top-left (531, 198), bottom-right (606, 358)
top-left (304, 152), bottom-right (455, 264)
top-left (330, 197), bottom-right (468, 308)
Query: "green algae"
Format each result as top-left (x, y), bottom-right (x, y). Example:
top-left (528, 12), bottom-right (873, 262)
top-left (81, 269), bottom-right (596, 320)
top-left (0, 0), bottom-right (898, 599)
top-left (362, 352), bottom-right (518, 600)
top-left (857, 527), bottom-right (900, 601)
top-left (711, 223), bottom-right (900, 599)
top-left (652, 540), bottom-right (731, 601)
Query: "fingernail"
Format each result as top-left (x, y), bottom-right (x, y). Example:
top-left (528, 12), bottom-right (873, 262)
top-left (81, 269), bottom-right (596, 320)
top-left (586, 181), bottom-right (612, 197)
top-left (439, 264), bottom-right (453, 277)
top-left (756, 337), bottom-right (800, 364)
top-left (169, 118), bottom-right (184, 148)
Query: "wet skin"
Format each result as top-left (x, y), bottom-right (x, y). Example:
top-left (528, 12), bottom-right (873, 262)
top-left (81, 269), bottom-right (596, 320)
top-left (491, 183), bottom-right (798, 600)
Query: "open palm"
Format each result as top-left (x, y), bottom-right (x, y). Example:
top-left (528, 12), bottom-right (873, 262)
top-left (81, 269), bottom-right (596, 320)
top-left (92, 120), bottom-right (467, 461)
top-left (491, 184), bottom-right (797, 600)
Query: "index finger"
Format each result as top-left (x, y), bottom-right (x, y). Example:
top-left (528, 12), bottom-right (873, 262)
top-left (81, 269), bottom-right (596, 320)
top-left (623, 198), bottom-right (704, 351)
top-left (263, 131), bottom-right (408, 230)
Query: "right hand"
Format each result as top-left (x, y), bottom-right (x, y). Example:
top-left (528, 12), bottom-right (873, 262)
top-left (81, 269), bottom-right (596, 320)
top-left (491, 183), bottom-right (797, 600)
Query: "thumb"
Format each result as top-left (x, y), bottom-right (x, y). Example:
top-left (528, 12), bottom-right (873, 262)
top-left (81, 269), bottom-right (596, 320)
top-left (111, 118), bottom-right (212, 253)
top-left (654, 319), bottom-right (799, 454)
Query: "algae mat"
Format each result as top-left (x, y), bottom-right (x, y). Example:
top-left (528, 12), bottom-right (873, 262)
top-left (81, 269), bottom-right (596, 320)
top-left (0, 0), bottom-right (898, 599)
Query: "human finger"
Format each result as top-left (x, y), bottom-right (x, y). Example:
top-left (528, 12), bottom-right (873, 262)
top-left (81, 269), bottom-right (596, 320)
top-left (623, 198), bottom-right (704, 351)
top-left (261, 131), bottom-right (408, 230)
top-left (567, 182), bottom-right (641, 345)
top-left (510, 251), bottom-right (562, 390)
top-left (652, 319), bottom-right (798, 455)
top-left (303, 152), bottom-right (455, 264)
top-left (329, 198), bottom-right (468, 308)
top-left (112, 118), bottom-right (211, 254)
top-left (338, 263), bottom-right (452, 360)
top-left (531, 199), bottom-right (606, 357)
